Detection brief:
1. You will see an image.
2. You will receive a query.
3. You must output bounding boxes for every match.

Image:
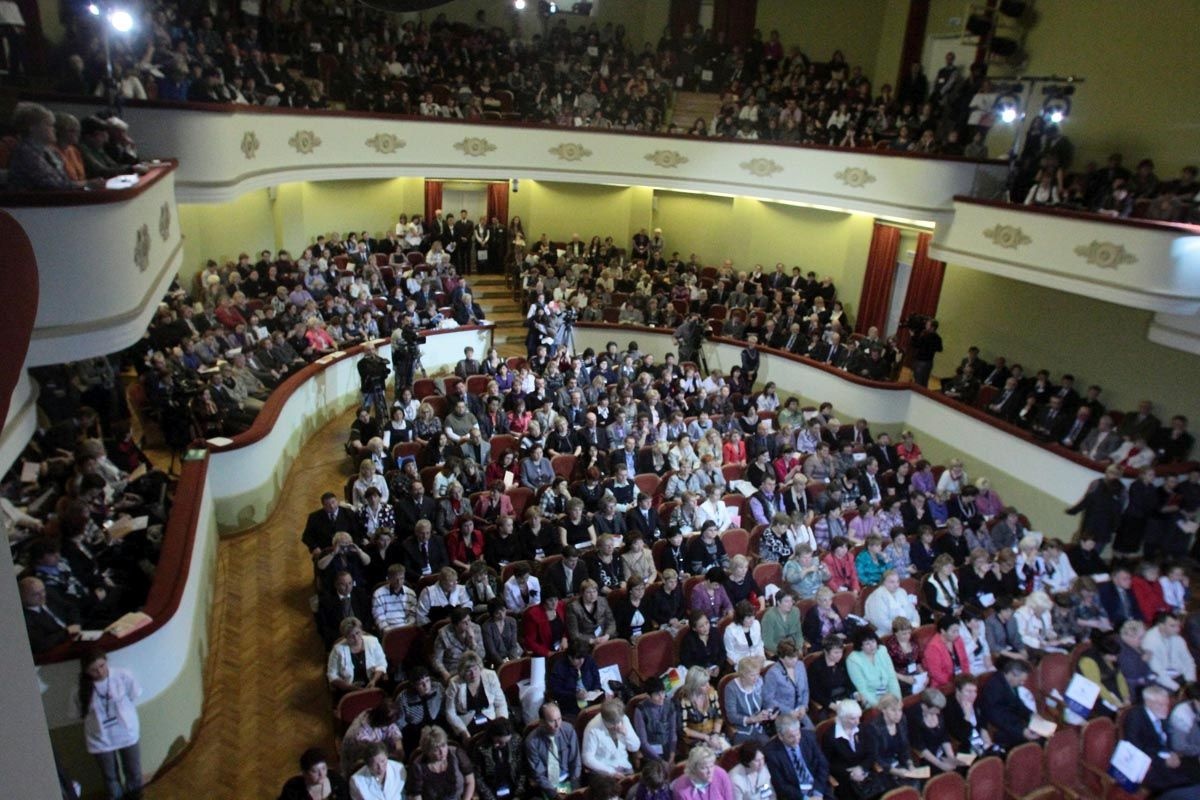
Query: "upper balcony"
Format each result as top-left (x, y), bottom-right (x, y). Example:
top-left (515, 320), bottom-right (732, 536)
top-left (931, 196), bottom-right (1200, 317)
top-left (44, 97), bottom-right (1005, 224)
top-left (0, 161), bottom-right (183, 367)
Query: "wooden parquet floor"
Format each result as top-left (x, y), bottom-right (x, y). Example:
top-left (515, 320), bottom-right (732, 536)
top-left (144, 409), bottom-right (357, 800)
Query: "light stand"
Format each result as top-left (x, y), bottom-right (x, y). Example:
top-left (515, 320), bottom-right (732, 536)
top-left (86, 3), bottom-right (134, 114)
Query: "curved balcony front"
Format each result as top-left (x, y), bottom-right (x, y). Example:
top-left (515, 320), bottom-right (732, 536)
top-left (44, 98), bottom-right (1004, 223)
top-left (0, 162), bottom-right (183, 367)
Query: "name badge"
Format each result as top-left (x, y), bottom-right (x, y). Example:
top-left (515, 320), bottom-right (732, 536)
top-left (496, 788), bottom-right (511, 798)
top-left (474, 713), bottom-right (488, 725)
top-left (876, 686), bottom-right (886, 696)
top-left (421, 564), bottom-right (432, 575)
top-left (594, 625), bottom-right (603, 636)
top-left (907, 663), bottom-right (918, 674)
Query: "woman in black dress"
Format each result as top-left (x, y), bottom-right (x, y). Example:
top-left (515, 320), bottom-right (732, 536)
top-left (906, 689), bottom-right (959, 774)
top-left (408, 725), bottom-right (476, 800)
top-left (808, 635), bottom-right (854, 720)
top-left (679, 609), bottom-right (726, 678)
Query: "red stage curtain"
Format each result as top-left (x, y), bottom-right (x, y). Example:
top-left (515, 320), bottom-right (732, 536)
top-left (713, 0), bottom-right (757, 47)
top-left (423, 180), bottom-right (443, 224)
top-left (856, 223), bottom-right (902, 335)
top-left (897, 231), bottom-right (947, 346)
top-left (486, 182), bottom-right (509, 226)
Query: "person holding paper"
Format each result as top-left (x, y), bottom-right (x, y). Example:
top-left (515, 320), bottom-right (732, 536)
top-left (547, 641), bottom-right (603, 716)
top-left (907, 689), bottom-right (960, 774)
top-left (826, 699), bottom-right (893, 798)
top-left (444, 651), bottom-right (507, 741)
top-left (1123, 685), bottom-right (1200, 798)
top-left (868, 694), bottom-right (923, 789)
top-left (1076, 633), bottom-right (1131, 719)
top-left (979, 659), bottom-right (1040, 748)
top-left (1168, 683), bottom-right (1200, 758)
top-left (943, 677), bottom-right (1000, 757)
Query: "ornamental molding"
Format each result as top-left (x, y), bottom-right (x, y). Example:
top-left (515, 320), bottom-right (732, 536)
top-left (288, 130), bottom-right (322, 155)
top-left (548, 142), bottom-right (592, 162)
top-left (240, 131), bottom-right (259, 160)
top-left (1074, 240), bottom-right (1138, 269)
top-left (453, 137), bottom-right (497, 157)
top-left (644, 149), bottom-right (689, 168)
top-left (158, 202), bottom-right (171, 241)
top-left (740, 158), bottom-right (783, 178)
top-left (982, 224), bottom-right (1032, 249)
top-left (134, 224), bottom-right (150, 273)
top-left (834, 167), bottom-right (876, 187)
top-left (365, 133), bottom-right (407, 154)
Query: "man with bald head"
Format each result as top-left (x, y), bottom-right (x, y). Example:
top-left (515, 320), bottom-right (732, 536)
top-left (20, 576), bottom-right (81, 654)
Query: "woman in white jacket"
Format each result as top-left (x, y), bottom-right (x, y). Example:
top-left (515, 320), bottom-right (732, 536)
top-left (327, 617), bottom-right (387, 696)
top-left (696, 483), bottom-right (733, 531)
top-left (443, 651), bottom-right (508, 740)
top-left (75, 649), bottom-right (143, 800)
top-left (864, 570), bottom-right (921, 637)
top-left (1013, 591), bottom-right (1073, 654)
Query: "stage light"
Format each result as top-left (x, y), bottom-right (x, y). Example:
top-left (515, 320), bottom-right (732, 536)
top-left (994, 90), bottom-right (1022, 124)
top-left (109, 9), bottom-right (133, 32)
top-left (1041, 92), bottom-right (1072, 125)
top-left (513, 0), bottom-right (526, 9)
top-left (1000, 107), bottom-right (1018, 124)
top-left (86, 3), bottom-right (100, 14)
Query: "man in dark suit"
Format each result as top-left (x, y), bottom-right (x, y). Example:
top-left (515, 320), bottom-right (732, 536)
top-left (980, 356), bottom-right (1010, 388)
top-left (302, 492), bottom-right (360, 557)
top-left (1123, 686), bottom-right (1200, 797)
top-left (987, 376), bottom-right (1025, 422)
top-left (868, 433), bottom-right (898, 472)
top-left (20, 577), bottom-right (81, 655)
top-left (609, 437), bottom-right (640, 476)
top-left (762, 713), bottom-right (833, 800)
top-left (1030, 396), bottom-right (1071, 442)
top-left (544, 547), bottom-right (586, 599)
top-left (980, 659), bottom-right (1039, 748)
top-left (747, 423), bottom-right (778, 460)
top-left (394, 482), bottom-right (437, 534)
top-left (1058, 406), bottom-right (1094, 450)
top-left (815, 333), bottom-right (847, 368)
top-left (1098, 566), bottom-right (1145, 628)
top-left (315, 570), bottom-right (372, 648)
top-left (398, 520), bottom-right (449, 581)
top-left (778, 323), bottom-right (807, 355)
top-left (838, 418), bottom-right (874, 448)
top-left (625, 494), bottom-right (661, 542)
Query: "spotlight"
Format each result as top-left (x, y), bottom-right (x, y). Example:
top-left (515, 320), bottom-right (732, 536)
top-left (108, 9), bottom-right (133, 32)
top-left (994, 90), bottom-right (1022, 124)
top-left (513, 0), bottom-right (526, 8)
top-left (86, 2), bottom-right (100, 14)
top-left (1000, 107), bottom-right (1018, 124)
top-left (1042, 95), bottom-right (1071, 124)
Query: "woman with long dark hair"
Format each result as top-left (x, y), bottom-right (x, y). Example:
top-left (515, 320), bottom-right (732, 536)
top-left (74, 648), bottom-right (143, 800)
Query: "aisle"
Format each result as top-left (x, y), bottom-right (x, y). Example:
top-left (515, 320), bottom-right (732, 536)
top-left (145, 409), bottom-right (356, 799)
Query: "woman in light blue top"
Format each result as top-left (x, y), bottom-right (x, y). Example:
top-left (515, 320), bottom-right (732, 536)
top-left (846, 628), bottom-right (901, 708)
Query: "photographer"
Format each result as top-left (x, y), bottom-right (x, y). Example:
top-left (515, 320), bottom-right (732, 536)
top-left (356, 342), bottom-right (390, 421)
top-left (673, 312), bottom-right (706, 368)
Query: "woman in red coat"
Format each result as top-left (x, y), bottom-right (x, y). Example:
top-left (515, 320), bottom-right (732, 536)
top-left (520, 592), bottom-right (569, 656)
top-left (921, 615), bottom-right (972, 691)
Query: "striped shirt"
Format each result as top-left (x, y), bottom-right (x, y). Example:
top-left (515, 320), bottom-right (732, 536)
top-left (371, 583), bottom-right (417, 631)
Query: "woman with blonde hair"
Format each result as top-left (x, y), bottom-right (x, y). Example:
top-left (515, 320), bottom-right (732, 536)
top-left (724, 656), bottom-right (772, 743)
top-left (671, 744), bottom-right (735, 800)
top-left (352, 457), bottom-right (389, 508)
top-left (406, 724), bottom-right (476, 800)
top-left (412, 402), bottom-right (442, 441)
top-left (443, 651), bottom-right (507, 741)
top-left (679, 666), bottom-right (727, 751)
top-left (1014, 591), bottom-right (1073, 654)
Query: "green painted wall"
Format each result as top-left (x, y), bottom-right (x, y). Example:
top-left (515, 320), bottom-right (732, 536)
top-left (508, 180), bottom-right (649, 244)
top-left (872, 0), bottom-right (912, 91)
top-left (935, 264), bottom-right (1200, 421)
top-left (924, 0), bottom-right (1200, 174)
top-left (757, 0), bottom-right (889, 77)
top-left (178, 190), bottom-right (276, 284)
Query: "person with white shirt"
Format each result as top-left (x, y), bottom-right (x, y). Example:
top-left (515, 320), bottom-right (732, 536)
top-left (696, 483), bottom-right (733, 531)
top-left (350, 741), bottom-right (406, 800)
top-left (74, 649), bottom-right (143, 800)
top-left (1160, 565), bottom-right (1190, 612)
top-left (372, 564), bottom-right (417, 632)
top-left (416, 568), bottom-right (473, 625)
top-left (724, 600), bottom-right (766, 666)
top-left (863, 570), bottom-right (921, 637)
top-left (1142, 612), bottom-right (1197, 691)
top-left (1040, 539), bottom-right (1077, 594)
top-left (1014, 591), bottom-right (1073, 654)
top-left (503, 563), bottom-right (542, 613)
top-left (581, 699), bottom-right (640, 777)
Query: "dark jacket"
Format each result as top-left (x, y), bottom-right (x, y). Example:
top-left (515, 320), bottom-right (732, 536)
top-left (762, 732), bottom-right (833, 800)
top-left (979, 673), bottom-right (1032, 748)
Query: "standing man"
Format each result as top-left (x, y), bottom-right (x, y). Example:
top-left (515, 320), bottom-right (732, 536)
top-left (910, 318), bottom-right (943, 387)
top-left (356, 342), bottom-right (390, 422)
top-left (673, 313), bottom-right (705, 369)
top-left (487, 216), bottom-right (509, 275)
top-left (453, 209), bottom-right (475, 275)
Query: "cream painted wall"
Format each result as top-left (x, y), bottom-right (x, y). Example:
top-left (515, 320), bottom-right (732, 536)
top-left (757, 0), bottom-right (889, 76)
top-left (935, 264), bottom-right (1200, 421)
top-left (924, 0), bottom-right (1200, 174)
top-left (872, 0), bottom-right (912, 91)
top-left (177, 190), bottom-right (275, 283)
top-left (508, 180), bottom-right (649, 243)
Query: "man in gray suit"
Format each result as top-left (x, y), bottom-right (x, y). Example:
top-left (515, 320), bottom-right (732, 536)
top-left (1079, 414), bottom-right (1123, 461)
top-left (525, 701), bottom-right (581, 799)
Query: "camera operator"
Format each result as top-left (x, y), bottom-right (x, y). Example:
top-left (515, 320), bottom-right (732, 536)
top-left (356, 342), bottom-right (391, 421)
top-left (909, 316), bottom-right (943, 388)
top-left (389, 313), bottom-right (425, 392)
top-left (552, 301), bottom-right (577, 357)
top-left (673, 312), bottom-right (706, 368)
